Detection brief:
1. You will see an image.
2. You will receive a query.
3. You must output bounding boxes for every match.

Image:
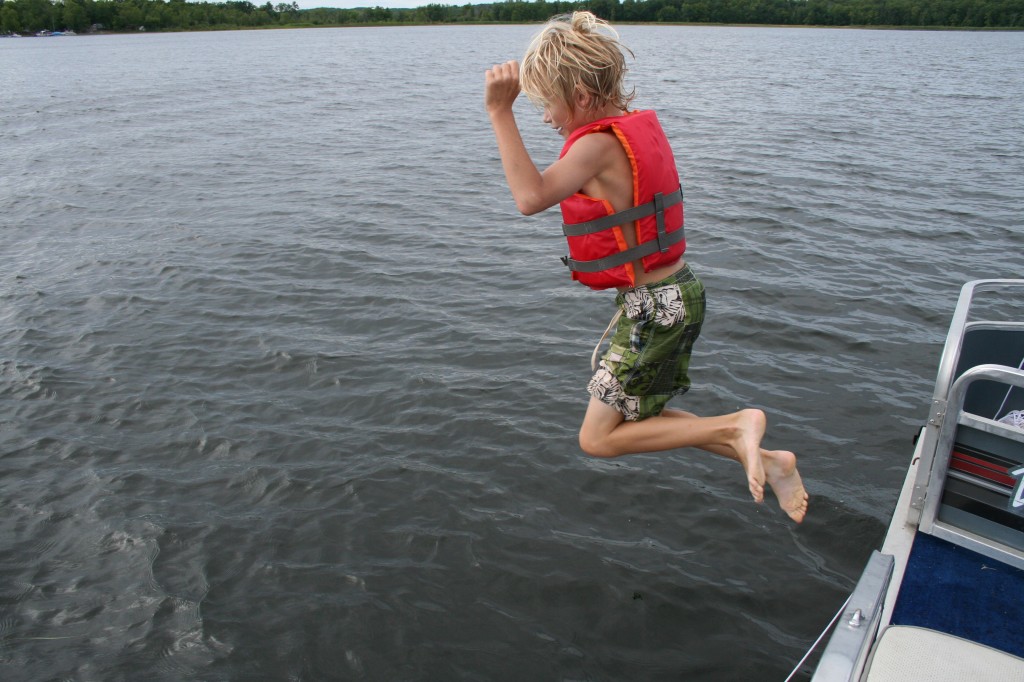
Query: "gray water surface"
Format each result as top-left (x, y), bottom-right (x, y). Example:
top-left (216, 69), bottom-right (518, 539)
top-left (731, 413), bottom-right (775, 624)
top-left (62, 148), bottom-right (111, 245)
top-left (1, 25), bottom-right (1021, 680)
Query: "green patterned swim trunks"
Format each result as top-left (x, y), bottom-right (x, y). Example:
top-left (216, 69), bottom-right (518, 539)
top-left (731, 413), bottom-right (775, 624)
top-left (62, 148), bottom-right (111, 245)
top-left (587, 263), bottom-right (706, 421)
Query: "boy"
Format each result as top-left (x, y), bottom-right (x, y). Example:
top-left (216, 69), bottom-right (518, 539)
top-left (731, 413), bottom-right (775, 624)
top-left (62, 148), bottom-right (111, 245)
top-left (484, 12), bottom-right (807, 523)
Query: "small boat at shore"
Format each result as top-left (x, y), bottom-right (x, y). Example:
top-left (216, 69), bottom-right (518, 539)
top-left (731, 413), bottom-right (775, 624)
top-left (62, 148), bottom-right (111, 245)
top-left (801, 279), bottom-right (1024, 681)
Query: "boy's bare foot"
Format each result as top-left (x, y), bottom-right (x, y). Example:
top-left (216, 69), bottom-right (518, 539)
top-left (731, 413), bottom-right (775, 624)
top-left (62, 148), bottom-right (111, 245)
top-left (763, 450), bottom-right (808, 523)
top-left (733, 409), bottom-right (767, 503)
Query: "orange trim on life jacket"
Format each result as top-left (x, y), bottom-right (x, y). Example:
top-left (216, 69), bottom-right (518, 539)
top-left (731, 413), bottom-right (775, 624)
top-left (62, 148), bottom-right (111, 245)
top-left (558, 110), bottom-right (685, 290)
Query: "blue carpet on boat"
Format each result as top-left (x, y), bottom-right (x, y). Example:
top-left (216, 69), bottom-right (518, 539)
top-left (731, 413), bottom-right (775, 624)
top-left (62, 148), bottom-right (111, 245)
top-left (891, 532), bottom-right (1024, 657)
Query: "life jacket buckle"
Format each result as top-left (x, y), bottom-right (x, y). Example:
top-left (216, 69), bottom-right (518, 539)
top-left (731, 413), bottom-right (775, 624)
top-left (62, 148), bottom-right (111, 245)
top-left (653, 192), bottom-right (669, 253)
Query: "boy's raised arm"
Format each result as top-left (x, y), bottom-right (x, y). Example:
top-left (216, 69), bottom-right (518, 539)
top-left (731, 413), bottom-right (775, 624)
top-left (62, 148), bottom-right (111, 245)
top-left (485, 61), bottom-right (608, 217)
top-left (485, 61), bottom-right (548, 216)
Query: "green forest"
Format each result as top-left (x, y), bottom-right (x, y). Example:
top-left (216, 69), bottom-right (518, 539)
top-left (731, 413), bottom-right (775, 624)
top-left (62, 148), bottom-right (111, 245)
top-left (2, 0), bottom-right (1022, 35)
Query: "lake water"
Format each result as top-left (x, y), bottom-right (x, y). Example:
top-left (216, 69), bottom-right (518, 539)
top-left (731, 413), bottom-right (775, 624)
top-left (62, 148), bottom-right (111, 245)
top-left (1, 24), bottom-right (1021, 680)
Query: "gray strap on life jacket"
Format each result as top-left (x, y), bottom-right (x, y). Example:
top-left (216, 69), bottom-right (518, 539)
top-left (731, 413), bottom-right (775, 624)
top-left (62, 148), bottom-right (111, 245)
top-left (562, 186), bottom-right (683, 237)
top-left (560, 186), bottom-right (684, 273)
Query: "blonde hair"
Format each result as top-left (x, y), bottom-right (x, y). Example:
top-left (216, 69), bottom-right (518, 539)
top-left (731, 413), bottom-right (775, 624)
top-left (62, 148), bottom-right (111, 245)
top-left (520, 12), bottom-right (635, 114)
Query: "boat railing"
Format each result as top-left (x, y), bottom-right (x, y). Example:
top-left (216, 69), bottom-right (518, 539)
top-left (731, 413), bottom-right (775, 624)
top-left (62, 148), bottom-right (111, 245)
top-left (908, 279), bottom-right (1024, 568)
top-left (919, 363), bottom-right (1024, 566)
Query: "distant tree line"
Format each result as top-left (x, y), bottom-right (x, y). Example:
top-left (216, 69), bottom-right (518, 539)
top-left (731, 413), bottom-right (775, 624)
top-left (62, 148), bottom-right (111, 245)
top-left (2, 0), bottom-right (1022, 35)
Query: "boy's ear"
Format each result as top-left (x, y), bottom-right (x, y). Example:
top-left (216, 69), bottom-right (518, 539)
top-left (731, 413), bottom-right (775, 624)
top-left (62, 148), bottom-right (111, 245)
top-left (573, 87), bottom-right (593, 111)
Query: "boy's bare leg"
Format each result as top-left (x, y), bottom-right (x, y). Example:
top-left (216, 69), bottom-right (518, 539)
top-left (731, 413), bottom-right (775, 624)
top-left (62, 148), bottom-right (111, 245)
top-left (579, 398), bottom-right (767, 503)
top-left (661, 408), bottom-right (808, 523)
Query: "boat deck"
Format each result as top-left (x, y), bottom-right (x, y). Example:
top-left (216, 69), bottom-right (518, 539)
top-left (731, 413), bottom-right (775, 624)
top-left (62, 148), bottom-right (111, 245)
top-left (891, 531), bottom-right (1024, 658)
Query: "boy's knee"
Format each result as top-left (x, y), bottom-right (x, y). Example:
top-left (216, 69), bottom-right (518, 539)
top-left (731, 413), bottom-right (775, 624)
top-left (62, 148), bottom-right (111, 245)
top-left (578, 429), bottom-right (618, 458)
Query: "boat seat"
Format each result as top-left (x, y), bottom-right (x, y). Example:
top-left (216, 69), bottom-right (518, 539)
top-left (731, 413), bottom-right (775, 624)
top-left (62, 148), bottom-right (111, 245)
top-left (862, 626), bottom-right (1024, 682)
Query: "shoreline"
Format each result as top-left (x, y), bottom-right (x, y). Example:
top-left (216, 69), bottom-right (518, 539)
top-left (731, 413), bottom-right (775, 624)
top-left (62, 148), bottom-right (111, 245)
top-left (7, 22), bottom-right (1023, 37)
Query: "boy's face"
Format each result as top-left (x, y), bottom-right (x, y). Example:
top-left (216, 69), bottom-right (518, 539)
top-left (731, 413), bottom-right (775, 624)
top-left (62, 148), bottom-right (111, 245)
top-left (542, 99), bottom-right (576, 139)
top-left (540, 89), bottom-right (598, 139)
top-left (540, 99), bottom-right (573, 138)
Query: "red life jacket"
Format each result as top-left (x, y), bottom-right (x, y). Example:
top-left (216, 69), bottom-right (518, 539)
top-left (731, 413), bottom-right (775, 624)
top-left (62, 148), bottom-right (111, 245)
top-left (559, 109), bottom-right (685, 290)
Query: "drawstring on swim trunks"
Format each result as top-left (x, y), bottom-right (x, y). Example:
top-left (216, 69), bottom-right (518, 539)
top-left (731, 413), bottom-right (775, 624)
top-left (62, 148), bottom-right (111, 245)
top-left (591, 308), bottom-right (623, 372)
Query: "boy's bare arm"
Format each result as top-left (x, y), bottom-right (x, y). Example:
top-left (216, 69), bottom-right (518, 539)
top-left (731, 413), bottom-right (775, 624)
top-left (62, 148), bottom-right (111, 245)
top-left (485, 61), bottom-right (614, 216)
top-left (484, 61), bottom-right (544, 215)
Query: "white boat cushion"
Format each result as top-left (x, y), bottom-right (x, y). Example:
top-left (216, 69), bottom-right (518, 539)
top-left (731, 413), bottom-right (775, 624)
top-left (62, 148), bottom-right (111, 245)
top-left (864, 625), bottom-right (1024, 682)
